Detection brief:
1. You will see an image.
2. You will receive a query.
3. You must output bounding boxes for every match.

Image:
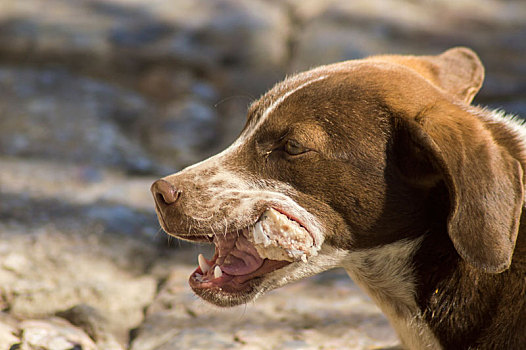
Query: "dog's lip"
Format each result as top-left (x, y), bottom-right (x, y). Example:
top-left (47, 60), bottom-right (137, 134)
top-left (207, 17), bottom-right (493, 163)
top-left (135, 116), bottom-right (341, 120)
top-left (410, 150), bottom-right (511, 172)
top-left (271, 206), bottom-right (311, 235)
top-left (169, 233), bottom-right (213, 243)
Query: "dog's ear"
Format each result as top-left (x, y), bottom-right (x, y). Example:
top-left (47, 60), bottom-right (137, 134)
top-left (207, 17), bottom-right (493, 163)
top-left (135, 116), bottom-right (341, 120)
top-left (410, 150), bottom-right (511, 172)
top-left (374, 47), bottom-right (484, 103)
top-left (393, 105), bottom-right (523, 273)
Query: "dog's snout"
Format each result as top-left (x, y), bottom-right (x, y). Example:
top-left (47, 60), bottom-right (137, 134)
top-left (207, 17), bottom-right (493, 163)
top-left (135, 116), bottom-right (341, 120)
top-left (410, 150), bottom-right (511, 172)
top-left (151, 179), bottom-right (182, 207)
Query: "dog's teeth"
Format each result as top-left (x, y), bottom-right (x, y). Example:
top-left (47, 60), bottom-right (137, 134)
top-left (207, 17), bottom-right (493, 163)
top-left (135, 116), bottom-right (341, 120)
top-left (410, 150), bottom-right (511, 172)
top-left (207, 233), bottom-right (213, 238)
top-left (198, 254), bottom-right (210, 273)
top-left (214, 265), bottom-right (222, 279)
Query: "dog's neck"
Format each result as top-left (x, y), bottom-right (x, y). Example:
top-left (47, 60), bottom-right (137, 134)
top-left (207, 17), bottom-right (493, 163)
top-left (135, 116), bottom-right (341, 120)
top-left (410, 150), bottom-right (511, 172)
top-left (342, 237), bottom-right (441, 349)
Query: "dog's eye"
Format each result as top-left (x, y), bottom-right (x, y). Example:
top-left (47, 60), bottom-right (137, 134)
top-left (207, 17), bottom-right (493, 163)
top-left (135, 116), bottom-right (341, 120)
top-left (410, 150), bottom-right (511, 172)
top-left (284, 139), bottom-right (307, 155)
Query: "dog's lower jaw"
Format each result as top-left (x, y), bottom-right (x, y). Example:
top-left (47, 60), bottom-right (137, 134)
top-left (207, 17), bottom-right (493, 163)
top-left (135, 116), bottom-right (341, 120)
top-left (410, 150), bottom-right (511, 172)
top-left (191, 244), bottom-right (352, 307)
top-left (343, 237), bottom-right (441, 350)
top-left (191, 279), bottom-right (259, 307)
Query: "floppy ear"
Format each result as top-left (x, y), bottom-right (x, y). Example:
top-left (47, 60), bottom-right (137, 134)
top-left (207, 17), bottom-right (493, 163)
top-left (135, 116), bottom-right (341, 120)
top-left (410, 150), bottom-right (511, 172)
top-left (394, 105), bottom-right (524, 273)
top-left (374, 47), bottom-right (485, 103)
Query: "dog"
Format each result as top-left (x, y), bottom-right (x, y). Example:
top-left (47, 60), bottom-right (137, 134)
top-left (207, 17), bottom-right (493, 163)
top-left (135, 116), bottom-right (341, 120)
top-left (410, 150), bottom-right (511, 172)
top-left (151, 47), bottom-right (525, 349)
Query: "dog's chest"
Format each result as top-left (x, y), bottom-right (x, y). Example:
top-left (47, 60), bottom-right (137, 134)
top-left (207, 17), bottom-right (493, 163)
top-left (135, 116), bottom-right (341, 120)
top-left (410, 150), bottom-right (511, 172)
top-left (343, 238), bottom-right (441, 349)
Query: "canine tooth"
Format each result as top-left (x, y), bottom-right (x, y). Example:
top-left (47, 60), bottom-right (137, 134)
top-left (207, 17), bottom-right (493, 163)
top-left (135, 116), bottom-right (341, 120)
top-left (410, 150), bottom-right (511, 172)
top-left (198, 254), bottom-right (210, 273)
top-left (207, 233), bottom-right (213, 238)
top-left (214, 265), bottom-right (223, 279)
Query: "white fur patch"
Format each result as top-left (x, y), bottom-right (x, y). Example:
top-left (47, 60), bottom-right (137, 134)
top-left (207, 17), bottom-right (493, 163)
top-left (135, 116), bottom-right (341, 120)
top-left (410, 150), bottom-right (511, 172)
top-left (343, 237), bottom-right (441, 350)
top-left (245, 75), bottom-right (329, 139)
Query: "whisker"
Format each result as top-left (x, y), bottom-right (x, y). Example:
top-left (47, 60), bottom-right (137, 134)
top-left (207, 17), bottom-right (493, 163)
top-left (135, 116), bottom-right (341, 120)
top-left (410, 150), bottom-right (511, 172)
top-left (154, 227), bottom-right (164, 239)
top-left (210, 223), bottom-right (217, 237)
top-left (213, 94), bottom-right (255, 108)
top-left (238, 302), bottom-right (248, 321)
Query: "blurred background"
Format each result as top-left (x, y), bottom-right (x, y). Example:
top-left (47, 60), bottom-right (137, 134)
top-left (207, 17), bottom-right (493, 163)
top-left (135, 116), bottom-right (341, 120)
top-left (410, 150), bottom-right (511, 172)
top-left (0, 0), bottom-right (524, 349)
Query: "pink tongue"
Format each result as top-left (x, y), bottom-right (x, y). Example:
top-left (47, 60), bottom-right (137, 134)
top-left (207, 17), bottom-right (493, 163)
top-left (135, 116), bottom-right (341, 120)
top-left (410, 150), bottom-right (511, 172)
top-left (215, 234), bottom-right (263, 276)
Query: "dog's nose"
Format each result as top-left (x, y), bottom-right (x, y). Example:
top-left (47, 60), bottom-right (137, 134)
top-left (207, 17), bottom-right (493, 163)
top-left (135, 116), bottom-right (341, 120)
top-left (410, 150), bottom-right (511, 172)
top-left (151, 179), bottom-right (182, 207)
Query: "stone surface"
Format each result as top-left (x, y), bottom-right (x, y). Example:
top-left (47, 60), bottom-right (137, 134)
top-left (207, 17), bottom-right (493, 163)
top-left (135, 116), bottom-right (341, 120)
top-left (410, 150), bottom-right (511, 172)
top-left (288, 0), bottom-right (526, 116)
top-left (0, 157), bottom-right (159, 237)
top-left (0, 313), bottom-right (19, 350)
top-left (146, 98), bottom-right (220, 168)
top-left (0, 67), bottom-right (156, 172)
top-left (130, 267), bottom-right (398, 350)
top-left (0, 0), bottom-right (290, 96)
top-left (0, 228), bottom-right (157, 343)
top-left (58, 305), bottom-right (125, 350)
top-left (20, 318), bottom-right (98, 350)
top-left (0, 157), bottom-right (163, 347)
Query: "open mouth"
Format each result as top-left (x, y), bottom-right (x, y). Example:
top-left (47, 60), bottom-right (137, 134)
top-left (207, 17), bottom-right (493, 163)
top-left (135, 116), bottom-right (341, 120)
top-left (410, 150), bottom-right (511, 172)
top-left (187, 208), bottom-right (319, 296)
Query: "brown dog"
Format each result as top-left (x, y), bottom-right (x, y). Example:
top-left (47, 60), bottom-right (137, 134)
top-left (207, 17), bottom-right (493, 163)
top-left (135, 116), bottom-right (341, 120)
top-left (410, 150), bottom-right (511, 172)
top-left (151, 47), bottom-right (526, 349)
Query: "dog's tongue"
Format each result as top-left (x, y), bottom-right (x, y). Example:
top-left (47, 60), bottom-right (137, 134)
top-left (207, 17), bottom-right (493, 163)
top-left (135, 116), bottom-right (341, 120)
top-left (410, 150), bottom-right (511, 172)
top-left (215, 233), bottom-right (264, 276)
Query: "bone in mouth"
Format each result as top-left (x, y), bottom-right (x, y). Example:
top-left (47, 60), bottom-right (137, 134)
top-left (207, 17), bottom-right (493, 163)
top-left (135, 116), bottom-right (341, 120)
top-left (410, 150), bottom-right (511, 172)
top-left (248, 208), bottom-right (318, 262)
top-left (192, 208), bottom-right (318, 285)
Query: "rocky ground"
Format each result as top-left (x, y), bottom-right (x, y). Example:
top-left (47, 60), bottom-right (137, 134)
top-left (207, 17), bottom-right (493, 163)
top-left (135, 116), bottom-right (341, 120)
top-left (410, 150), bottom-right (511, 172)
top-left (0, 0), bottom-right (525, 349)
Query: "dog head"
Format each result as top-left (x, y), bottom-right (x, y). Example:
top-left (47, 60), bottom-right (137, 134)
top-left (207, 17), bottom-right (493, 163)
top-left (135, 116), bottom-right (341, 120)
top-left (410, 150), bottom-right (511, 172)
top-left (151, 47), bottom-right (523, 307)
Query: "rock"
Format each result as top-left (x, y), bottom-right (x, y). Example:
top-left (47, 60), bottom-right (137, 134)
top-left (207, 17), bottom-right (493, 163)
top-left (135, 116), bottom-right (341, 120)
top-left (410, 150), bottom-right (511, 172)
top-left (0, 67), bottom-right (156, 173)
top-left (0, 156), bottom-right (184, 348)
top-left (289, 0), bottom-right (526, 114)
top-left (0, 159), bottom-right (160, 239)
top-left (0, 313), bottom-right (20, 350)
top-left (130, 268), bottom-right (399, 350)
top-left (0, 0), bottom-right (290, 96)
top-left (57, 304), bottom-right (124, 350)
top-left (20, 318), bottom-right (97, 350)
top-left (0, 227), bottom-right (158, 345)
top-left (84, 203), bottom-right (158, 237)
top-left (2, 252), bottom-right (30, 273)
top-left (138, 68), bottom-right (219, 106)
top-left (146, 98), bottom-right (219, 169)
top-left (57, 304), bottom-right (109, 342)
